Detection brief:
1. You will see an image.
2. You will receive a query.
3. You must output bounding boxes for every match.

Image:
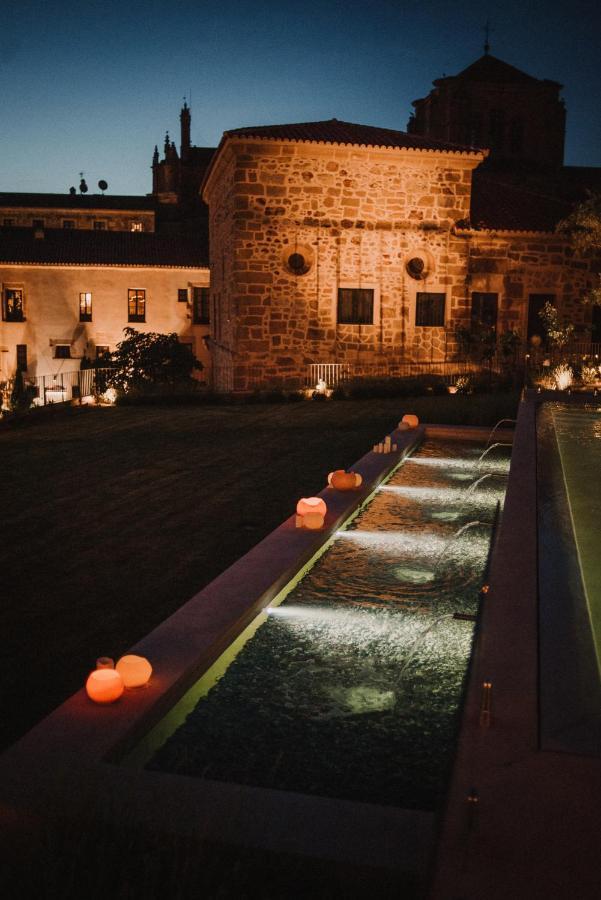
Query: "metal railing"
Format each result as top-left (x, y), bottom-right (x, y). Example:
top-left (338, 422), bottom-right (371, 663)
top-left (1, 368), bottom-right (114, 407)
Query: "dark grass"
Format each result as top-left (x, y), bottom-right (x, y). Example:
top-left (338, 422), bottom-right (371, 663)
top-left (0, 391), bottom-right (518, 752)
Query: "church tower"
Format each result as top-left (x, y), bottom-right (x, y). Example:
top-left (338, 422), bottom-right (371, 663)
top-left (408, 51), bottom-right (566, 170)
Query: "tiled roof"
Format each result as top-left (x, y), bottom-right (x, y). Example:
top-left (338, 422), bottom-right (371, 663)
top-left (438, 54), bottom-right (547, 87)
top-left (223, 119), bottom-right (483, 155)
top-left (0, 192), bottom-right (155, 211)
top-left (0, 227), bottom-right (208, 267)
top-left (469, 171), bottom-right (574, 232)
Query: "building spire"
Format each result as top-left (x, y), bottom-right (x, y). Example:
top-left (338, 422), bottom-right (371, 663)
top-left (483, 19), bottom-right (492, 55)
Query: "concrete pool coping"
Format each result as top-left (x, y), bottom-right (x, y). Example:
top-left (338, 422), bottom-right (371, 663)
top-left (430, 396), bottom-right (601, 900)
top-left (0, 421), bottom-right (512, 882)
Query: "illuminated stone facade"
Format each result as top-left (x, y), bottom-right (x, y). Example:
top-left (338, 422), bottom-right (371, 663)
top-left (203, 124), bottom-right (595, 392)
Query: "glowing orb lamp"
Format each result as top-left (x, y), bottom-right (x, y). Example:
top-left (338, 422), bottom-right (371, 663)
top-left (86, 669), bottom-right (124, 704)
top-left (303, 512), bottom-right (325, 530)
top-left (116, 654), bottom-right (152, 689)
top-left (398, 422), bottom-right (411, 431)
top-left (401, 414), bottom-right (419, 429)
top-left (330, 470), bottom-right (356, 491)
top-left (327, 471), bottom-right (334, 486)
top-left (296, 497), bottom-right (327, 518)
top-left (354, 473), bottom-right (363, 488)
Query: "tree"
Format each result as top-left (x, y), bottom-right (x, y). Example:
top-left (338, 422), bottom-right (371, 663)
top-left (558, 192), bottom-right (601, 306)
top-left (9, 368), bottom-right (36, 413)
top-left (538, 301), bottom-right (574, 349)
top-left (104, 328), bottom-right (202, 393)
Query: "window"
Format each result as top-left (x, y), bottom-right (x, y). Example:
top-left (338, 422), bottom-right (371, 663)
top-left (130, 221), bottom-right (143, 232)
top-left (54, 344), bottom-right (71, 359)
top-left (32, 218), bottom-right (44, 228)
top-left (93, 220), bottom-right (107, 230)
top-left (3, 218), bottom-right (14, 226)
top-left (128, 289), bottom-right (146, 322)
top-left (337, 288), bottom-right (374, 325)
top-left (192, 287), bottom-right (210, 324)
top-left (471, 292), bottom-right (498, 331)
top-left (177, 288), bottom-right (188, 303)
top-left (95, 345), bottom-right (110, 360)
top-left (79, 292), bottom-right (92, 322)
top-left (63, 220), bottom-right (75, 229)
top-left (16, 344), bottom-right (27, 371)
top-left (3, 287), bottom-right (24, 322)
top-left (415, 292), bottom-right (445, 327)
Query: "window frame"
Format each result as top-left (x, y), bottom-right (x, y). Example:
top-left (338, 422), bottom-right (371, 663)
top-left (16, 344), bottom-right (27, 372)
top-left (128, 288), bottom-right (146, 323)
top-left (3, 286), bottom-right (25, 322)
top-left (335, 283), bottom-right (380, 326)
top-left (79, 291), bottom-right (93, 322)
top-left (63, 219), bottom-right (75, 230)
top-left (415, 292), bottom-right (446, 328)
top-left (192, 286), bottom-right (210, 324)
top-left (54, 344), bottom-right (72, 360)
top-left (471, 291), bottom-right (498, 332)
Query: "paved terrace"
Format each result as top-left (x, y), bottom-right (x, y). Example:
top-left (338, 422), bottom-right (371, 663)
top-left (430, 396), bottom-right (601, 900)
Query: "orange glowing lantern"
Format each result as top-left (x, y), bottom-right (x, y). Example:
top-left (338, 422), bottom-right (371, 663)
top-left (303, 511), bottom-right (325, 530)
top-left (330, 470), bottom-right (356, 491)
top-left (296, 497), bottom-right (327, 518)
top-left (354, 473), bottom-right (363, 488)
top-left (116, 654), bottom-right (152, 689)
top-left (401, 414), bottom-right (419, 429)
top-left (86, 668), bottom-right (124, 704)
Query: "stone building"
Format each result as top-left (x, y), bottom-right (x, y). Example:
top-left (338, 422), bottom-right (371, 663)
top-left (0, 193), bottom-right (156, 233)
top-left (408, 52), bottom-right (566, 170)
top-left (0, 227), bottom-right (210, 385)
top-left (202, 119), bottom-right (597, 392)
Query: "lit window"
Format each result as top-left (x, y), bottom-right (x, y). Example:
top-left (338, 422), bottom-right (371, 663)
top-left (177, 288), bottom-right (188, 303)
top-left (337, 288), bottom-right (374, 325)
top-left (3, 218), bottom-right (14, 226)
top-left (93, 220), bottom-right (107, 230)
top-left (416, 292), bottom-right (445, 327)
top-left (16, 344), bottom-right (27, 371)
top-left (471, 292), bottom-right (498, 331)
top-left (128, 289), bottom-right (146, 322)
top-left (54, 344), bottom-right (71, 359)
top-left (79, 292), bottom-right (92, 322)
top-left (192, 287), bottom-right (210, 324)
top-left (63, 220), bottom-right (75, 229)
top-left (130, 222), bottom-right (143, 232)
top-left (3, 288), bottom-right (24, 322)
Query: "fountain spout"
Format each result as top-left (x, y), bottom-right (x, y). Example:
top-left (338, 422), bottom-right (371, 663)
top-left (434, 521), bottom-right (492, 574)
top-left (476, 443), bottom-right (512, 467)
top-left (485, 419), bottom-right (516, 448)
top-left (464, 472), bottom-right (508, 499)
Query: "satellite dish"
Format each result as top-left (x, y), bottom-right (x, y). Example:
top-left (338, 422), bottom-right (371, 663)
top-left (79, 179), bottom-right (88, 194)
top-left (98, 179), bottom-right (108, 194)
top-left (69, 186), bottom-right (76, 195)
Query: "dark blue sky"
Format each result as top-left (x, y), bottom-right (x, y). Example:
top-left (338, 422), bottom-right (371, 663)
top-left (2, 0), bottom-right (600, 195)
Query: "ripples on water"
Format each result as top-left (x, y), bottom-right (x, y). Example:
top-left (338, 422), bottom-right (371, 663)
top-left (149, 439), bottom-right (509, 810)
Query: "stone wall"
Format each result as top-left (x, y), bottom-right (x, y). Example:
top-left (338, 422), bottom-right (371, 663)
top-left (204, 137), bottom-right (597, 392)
top-left (204, 138), bottom-right (484, 391)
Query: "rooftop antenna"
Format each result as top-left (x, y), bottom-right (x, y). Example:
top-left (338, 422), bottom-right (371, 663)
top-left (483, 19), bottom-right (492, 55)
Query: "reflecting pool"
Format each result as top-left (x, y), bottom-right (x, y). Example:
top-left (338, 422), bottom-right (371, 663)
top-left (144, 438), bottom-right (509, 810)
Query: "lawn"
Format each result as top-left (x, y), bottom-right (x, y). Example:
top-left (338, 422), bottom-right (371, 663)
top-left (0, 391), bottom-right (519, 751)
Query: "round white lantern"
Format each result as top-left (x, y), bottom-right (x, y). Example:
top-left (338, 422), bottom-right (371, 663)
top-left (296, 497), bottom-right (327, 518)
top-left (116, 654), bottom-right (152, 689)
top-left (86, 669), bottom-right (124, 704)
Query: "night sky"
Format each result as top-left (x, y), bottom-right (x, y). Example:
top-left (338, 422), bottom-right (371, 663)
top-left (2, 0), bottom-right (600, 196)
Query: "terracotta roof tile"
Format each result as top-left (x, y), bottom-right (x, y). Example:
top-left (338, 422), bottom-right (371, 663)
top-left (224, 119), bottom-right (483, 155)
top-left (0, 227), bottom-right (208, 267)
top-left (0, 192), bottom-right (155, 212)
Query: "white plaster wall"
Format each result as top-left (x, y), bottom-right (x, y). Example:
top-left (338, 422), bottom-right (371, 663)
top-left (0, 264), bottom-right (210, 380)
